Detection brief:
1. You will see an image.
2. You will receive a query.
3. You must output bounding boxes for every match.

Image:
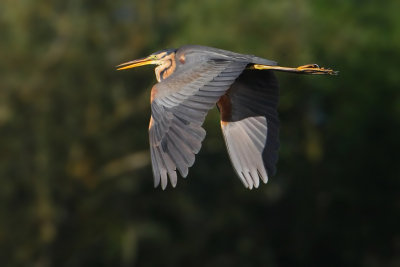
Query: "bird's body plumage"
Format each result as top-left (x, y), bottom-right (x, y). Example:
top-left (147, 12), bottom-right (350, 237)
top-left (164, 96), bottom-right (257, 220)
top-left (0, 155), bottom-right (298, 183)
top-left (117, 45), bottom-right (336, 189)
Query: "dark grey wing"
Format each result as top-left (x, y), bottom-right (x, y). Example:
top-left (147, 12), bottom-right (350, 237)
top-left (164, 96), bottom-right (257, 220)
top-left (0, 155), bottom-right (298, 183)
top-left (149, 59), bottom-right (248, 189)
top-left (218, 69), bottom-right (279, 189)
top-left (177, 45), bottom-right (278, 66)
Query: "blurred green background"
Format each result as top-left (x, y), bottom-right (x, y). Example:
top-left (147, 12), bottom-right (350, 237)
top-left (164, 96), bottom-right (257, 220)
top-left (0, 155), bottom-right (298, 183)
top-left (1, 0), bottom-right (399, 266)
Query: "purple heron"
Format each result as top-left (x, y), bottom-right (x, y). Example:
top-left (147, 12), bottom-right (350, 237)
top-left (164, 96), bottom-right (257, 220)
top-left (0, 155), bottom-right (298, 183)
top-left (117, 45), bottom-right (336, 190)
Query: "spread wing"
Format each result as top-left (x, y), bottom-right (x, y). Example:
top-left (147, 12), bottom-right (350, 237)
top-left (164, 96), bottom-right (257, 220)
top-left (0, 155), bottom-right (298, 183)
top-left (218, 69), bottom-right (279, 189)
top-left (149, 58), bottom-right (249, 189)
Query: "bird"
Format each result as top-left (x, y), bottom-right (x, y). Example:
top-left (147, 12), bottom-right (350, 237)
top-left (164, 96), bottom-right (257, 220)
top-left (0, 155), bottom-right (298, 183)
top-left (117, 45), bottom-right (336, 190)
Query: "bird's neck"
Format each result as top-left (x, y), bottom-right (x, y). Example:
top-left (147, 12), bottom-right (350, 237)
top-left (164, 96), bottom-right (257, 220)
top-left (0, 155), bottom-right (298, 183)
top-left (155, 53), bottom-right (176, 82)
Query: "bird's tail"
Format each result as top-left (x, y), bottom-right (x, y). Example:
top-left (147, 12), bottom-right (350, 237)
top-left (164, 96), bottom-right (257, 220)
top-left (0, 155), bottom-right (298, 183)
top-left (250, 64), bottom-right (338, 75)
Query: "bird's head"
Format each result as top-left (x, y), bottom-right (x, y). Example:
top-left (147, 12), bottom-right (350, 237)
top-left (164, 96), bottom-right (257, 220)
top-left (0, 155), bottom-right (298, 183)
top-left (117, 49), bottom-right (177, 82)
top-left (116, 49), bottom-right (176, 71)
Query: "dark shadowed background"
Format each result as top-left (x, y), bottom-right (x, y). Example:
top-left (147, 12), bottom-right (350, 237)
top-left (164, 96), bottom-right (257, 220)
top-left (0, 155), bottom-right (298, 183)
top-left (1, 0), bottom-right (399, 266)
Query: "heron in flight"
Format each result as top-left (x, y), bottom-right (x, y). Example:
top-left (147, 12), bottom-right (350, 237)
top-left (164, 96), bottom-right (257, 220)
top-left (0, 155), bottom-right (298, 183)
top-left (117, 45), bottom-right (336, 190)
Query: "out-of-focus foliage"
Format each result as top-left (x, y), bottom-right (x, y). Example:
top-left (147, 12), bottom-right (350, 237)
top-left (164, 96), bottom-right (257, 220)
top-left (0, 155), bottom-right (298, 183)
top-left (0, 0), bottom-right (399, 266)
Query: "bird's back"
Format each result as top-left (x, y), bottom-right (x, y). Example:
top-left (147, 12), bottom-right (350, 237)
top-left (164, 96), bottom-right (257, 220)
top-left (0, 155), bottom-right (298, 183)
top-left (176, 45), bottom-right (278, 66)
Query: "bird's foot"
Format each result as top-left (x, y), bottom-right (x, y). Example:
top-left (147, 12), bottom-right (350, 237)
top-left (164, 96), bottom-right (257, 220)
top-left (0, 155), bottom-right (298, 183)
top-left (296, 64), bottom-right (338, 75)
top-left (251, 64), bottom-right (338, 75)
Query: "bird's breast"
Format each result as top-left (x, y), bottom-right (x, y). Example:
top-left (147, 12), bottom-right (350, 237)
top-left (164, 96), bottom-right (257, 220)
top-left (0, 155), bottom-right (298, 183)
top-left (150, 85), bottom-right (158, 102)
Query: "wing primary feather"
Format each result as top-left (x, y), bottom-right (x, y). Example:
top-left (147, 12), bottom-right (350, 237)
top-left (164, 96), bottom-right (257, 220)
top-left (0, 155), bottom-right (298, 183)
top-left (186, 125), bottom-right (206, 141)
top-left (236, 123), bottom-right (259, 188)
top-left (170, 119), bottom-right (203, 153)
top-left (150, 147), bottom-right (161, 188)
top-left (154, 146), bottom-right (169, 189)
top-left (243, 118), bottom-right (267, 150)
top-left (168, 129), bottom-right (195, 166)
top-left (160, 147), bottom-right (178, 188)
top-left (165, 134), bottom-right (190, 177)
top-left (258, 168), bottom-right (268, 184)
top-left (242, 171), bottom-right (254, 190)
top-left (236, 121), bottom-right (262, 187)
top-left (222, 125), bottom-right (249, 188)
top-left (229, 125), bottom-right (254, 189)
top-left (250, 169), bottom-right (260, 188)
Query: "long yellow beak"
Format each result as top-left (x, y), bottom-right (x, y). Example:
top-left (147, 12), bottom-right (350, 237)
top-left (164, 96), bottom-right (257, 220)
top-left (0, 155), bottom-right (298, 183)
top-left (116, 56), bottom-right (156, 71)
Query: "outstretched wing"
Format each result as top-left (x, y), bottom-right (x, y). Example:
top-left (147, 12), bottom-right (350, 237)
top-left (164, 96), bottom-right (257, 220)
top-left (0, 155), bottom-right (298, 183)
top-left (218, 69), bottom-right (279, 189)
top-left (149, 57), bottom-right (249, 189)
